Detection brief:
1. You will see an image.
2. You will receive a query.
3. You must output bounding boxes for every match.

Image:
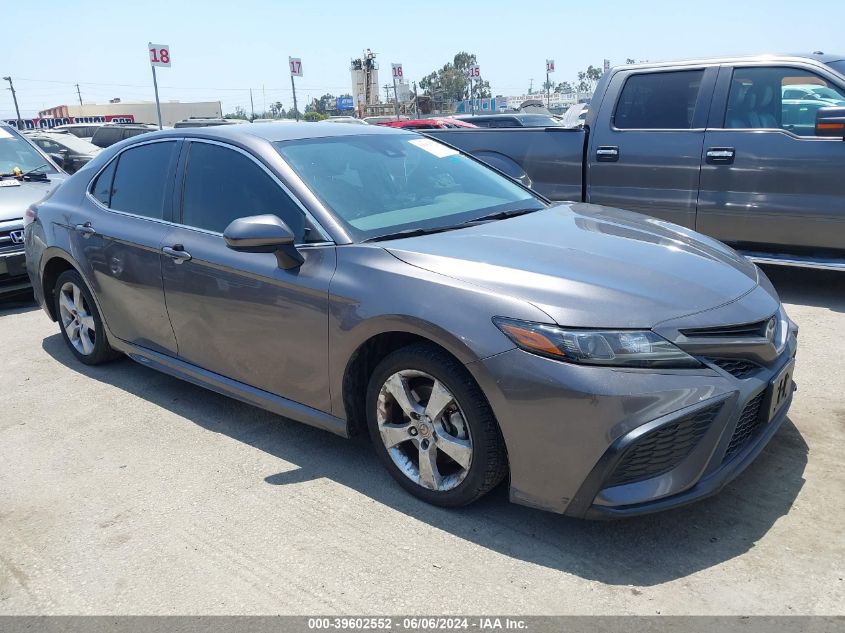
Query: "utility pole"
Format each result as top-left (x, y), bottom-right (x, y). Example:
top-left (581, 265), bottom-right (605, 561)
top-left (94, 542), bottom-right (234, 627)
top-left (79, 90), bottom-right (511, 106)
top-left (76, 83), bottom-right (83, 106)
top-left (3, 76), bottom-right (22, 129)
top-left (413, 81), bottom-right (419, 117)
top-left (546, 70), bottom-right (550, 108)
top-left (249, 88), bottom-right (255, 121)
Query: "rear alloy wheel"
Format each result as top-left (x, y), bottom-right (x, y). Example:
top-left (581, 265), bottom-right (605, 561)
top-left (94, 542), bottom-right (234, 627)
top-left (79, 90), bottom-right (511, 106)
top-left (366, 343), bottom-right (508, 507)
top-left (54, 270), bottom-right (120, 365)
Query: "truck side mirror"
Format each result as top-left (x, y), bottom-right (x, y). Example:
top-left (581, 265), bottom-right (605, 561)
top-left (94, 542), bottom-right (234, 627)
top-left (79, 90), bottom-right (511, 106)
top-left (815, 106), bottom-right (845, 138)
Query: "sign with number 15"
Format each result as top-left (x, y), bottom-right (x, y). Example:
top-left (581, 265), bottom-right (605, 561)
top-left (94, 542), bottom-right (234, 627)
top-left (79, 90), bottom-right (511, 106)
top-left (149, 44), bottom-right (171, 67)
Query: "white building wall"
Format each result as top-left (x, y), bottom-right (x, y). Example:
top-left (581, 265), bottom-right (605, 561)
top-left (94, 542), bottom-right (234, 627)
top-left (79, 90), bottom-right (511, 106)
top-left (65, 101), bottom-right (222, 126)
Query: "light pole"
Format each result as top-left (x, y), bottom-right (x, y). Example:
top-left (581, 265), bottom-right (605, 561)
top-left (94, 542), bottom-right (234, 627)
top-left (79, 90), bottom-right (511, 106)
top-left (3, 76), bottom-right (23, 129)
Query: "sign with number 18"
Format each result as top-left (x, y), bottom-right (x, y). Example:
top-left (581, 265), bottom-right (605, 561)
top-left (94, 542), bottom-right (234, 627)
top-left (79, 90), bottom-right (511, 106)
top-left (149, 43), bottom-right (171, 67)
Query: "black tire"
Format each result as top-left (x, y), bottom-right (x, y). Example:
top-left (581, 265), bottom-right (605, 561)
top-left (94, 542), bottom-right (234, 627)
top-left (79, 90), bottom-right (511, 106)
top-left (53, 269), bottom-right (120, 365)
top-left (366, 342), bottom-right (508, 507)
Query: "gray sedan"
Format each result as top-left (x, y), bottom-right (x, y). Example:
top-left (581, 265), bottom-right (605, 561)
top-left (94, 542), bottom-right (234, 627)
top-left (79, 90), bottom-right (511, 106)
top-left (24, 123), bottom-right (797, 517)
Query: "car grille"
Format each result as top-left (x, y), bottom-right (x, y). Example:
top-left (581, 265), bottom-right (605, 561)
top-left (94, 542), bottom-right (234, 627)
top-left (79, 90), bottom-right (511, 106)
top-left (681, 318), bottom-right (773, 339)
top-left (0, 224), bottom-right (25, 254)
top-left (722, 392), bottom-right (766, 463)
top-left (606, 403), bottom-right (722, 488)
top-left (709, 358), bottom-right (761, 379)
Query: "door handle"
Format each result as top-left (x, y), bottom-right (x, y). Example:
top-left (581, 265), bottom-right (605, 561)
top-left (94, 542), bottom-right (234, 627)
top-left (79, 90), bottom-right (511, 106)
top-left (596, 146), bottom-right (619, 162)
top-left (74, 222), bottom-right (96, 238)
top-left (706, 147), bottom-right (735, 164)
top-left (162, 244), bottom-right (192, 263)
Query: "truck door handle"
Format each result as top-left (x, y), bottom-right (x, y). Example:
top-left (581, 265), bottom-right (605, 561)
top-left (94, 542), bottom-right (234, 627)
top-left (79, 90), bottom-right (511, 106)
top-left (74, 223), bottom-right (96, 238)
top-left (596, 146), bottom-right (619, 162)
top-left (706, 147), bottom-right (735, 164)
top-left (162, 245), bottom-right (192, 263)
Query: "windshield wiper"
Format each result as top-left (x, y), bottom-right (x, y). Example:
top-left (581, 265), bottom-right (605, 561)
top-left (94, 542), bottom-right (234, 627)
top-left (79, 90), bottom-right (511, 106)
top-left (463, 207), bottom-right (541, 225)
top-left (364, 225), bottom-right (464, 243)
top-left (0, 164), bottom-right (51, 182)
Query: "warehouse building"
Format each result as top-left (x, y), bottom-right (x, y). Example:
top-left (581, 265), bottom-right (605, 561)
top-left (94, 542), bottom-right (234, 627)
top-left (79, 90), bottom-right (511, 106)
top-left (39, 99), bottom-right (222, 127)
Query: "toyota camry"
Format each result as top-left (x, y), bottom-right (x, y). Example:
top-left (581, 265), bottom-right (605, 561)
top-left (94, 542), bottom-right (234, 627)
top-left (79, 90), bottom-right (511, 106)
top-left (25, 123), bottom-right (797, 517)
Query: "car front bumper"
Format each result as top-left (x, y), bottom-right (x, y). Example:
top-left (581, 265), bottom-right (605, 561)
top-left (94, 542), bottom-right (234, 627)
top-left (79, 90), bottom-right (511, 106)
top-left (0, 248), bottom-right (31, 295)
top-left (469, 324), bottom-right (798, 517)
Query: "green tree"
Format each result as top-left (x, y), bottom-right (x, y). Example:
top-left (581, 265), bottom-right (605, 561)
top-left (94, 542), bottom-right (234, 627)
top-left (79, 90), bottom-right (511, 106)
top-left (224, 106), bottom-right (248, 120)
top-left (576, 65), bottom-right (603, 93)
top-left (268, 101), bottom-right (284, 118)
top-left (304, 111), bottom-right (327, 122)
top-left (419, 52), bottom-right (491, 103)
top-left (555, 81), bottom-right (574, 94)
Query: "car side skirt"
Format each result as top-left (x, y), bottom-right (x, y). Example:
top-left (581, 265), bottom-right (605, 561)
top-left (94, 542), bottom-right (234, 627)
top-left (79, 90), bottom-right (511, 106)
top-left (110, 338), bottom-right (349, 438)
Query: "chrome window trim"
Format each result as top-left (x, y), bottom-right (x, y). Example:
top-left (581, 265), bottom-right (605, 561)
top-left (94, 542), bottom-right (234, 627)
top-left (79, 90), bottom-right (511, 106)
top-left (85, 137), bottom-right (182, 227)
top-left (84, 136), bottom-right (334, 247)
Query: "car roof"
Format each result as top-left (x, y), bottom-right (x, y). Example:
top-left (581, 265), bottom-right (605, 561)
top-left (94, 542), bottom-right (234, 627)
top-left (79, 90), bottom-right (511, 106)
top-left (135, 121), bottom-right (411, 143)
top-left (619, 52), bottom-right (845, 71)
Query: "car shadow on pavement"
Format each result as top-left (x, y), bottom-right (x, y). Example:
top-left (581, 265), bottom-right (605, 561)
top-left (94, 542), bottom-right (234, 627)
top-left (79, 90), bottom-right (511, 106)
top-left (42, 332), bottom-right (808, 587)
top-left (762, 265), bottom-right (845, 313)
top-left (0, 291), bottom-right (38, 317)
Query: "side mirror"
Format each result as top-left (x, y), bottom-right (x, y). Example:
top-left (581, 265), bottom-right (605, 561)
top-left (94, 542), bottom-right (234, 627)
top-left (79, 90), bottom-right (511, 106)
top-left (815, 106), bottom-right (845, 138)
top-left (48, 152), bottom-right (65, 169)
top-left (223, 214), bottom-right (304, 269)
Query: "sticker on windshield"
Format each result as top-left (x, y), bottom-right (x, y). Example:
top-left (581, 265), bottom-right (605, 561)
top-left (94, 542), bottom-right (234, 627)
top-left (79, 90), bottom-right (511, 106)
top-left (408, 138), bottom-right (459, 158)
top-left (0, 127), bottom-right (12, 139)
top-left (0, 179), bottom-right (21, 187)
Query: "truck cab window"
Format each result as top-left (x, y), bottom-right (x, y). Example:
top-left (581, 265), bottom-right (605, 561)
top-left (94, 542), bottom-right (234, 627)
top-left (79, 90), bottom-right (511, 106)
top-left (614, 70), bottom-right (704, 129)
top-left (725, 67), bottom-right (845, 136)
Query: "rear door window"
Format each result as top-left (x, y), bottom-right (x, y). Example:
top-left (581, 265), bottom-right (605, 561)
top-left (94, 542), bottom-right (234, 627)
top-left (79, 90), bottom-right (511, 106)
top-left (91, 127), bottom-right (123, 148)
top-left (108, 141), bottom-right (177, 219)
top-left (614, 70), bottom-right (704, 129)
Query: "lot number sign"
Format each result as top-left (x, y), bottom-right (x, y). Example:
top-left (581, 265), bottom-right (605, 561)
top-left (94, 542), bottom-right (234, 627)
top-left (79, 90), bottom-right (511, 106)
top-left (149, 44), bottom-right (171, 67)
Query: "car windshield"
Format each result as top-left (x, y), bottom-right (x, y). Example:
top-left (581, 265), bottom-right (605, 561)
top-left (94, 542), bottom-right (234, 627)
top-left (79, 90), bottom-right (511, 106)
top-left (275, 134), bottom-right (544, 241)
top-left (38, 133), bottom-right (100, 154)
top-left (0, 128), bottom-right (58, 175)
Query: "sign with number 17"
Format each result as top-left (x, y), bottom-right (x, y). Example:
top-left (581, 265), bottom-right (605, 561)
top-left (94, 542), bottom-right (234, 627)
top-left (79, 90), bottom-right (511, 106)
top-left (149, 43), bottom-right (171, 67)
top-left (289, 57), bottom-right (303, 77)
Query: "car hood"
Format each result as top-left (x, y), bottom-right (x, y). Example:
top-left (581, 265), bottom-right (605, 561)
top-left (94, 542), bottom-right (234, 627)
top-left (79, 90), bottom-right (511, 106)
top-left (384, 203), bottom-right (760, 329)
top-left (0, 175), bottom-right (67, 222)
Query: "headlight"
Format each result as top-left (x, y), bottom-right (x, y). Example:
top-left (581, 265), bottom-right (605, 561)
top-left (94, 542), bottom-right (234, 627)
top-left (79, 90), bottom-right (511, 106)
top-left (493, 317), bottom-right (702, 369)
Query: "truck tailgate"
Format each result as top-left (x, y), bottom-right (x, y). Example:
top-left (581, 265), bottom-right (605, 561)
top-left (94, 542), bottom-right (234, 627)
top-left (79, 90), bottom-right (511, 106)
top-left (422, 127), bottom-right (585, 202)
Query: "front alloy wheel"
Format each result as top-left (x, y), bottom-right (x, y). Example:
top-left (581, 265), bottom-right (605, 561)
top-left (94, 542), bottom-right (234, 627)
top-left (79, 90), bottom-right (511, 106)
top-left (366, 343), bottom-right (508, 507)
top-left (377, 369), bottom-right (473, 492)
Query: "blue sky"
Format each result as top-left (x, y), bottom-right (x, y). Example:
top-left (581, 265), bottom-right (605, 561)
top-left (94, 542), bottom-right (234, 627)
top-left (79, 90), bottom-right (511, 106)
top-left (4, 0), bottom-right (843, 117)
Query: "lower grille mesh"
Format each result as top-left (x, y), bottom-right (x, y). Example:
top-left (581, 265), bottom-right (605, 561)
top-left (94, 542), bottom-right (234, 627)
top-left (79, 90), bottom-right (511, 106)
top-left (723, 392), bottom-right (766, 462)
top-left (710, 358), bottom-right (761, 379)
top-left (606, 403), bottom-right (721, 487)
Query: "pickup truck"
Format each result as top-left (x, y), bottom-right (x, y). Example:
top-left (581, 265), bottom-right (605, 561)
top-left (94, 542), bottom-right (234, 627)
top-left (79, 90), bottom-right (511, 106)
top-left (426, 53), bottom-right (845, 271)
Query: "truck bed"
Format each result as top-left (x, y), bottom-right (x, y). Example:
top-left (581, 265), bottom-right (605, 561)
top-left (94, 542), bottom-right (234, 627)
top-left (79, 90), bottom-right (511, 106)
top-left (422, 128), bottom-right (585, 202)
